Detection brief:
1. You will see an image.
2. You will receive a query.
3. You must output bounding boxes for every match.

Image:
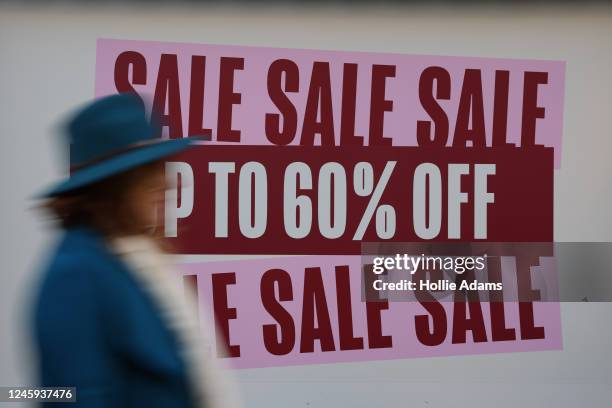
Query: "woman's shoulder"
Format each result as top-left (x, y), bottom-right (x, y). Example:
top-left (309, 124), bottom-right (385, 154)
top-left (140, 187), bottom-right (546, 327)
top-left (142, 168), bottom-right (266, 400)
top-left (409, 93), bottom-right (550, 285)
top-left (45, 227), bottom-right (116, 277)
top-left (37, 227), bottom-right (138, 306)
top-left (34, 229), bottom-right (108, 337)
top-left (34, 227), bottom-right (138, 326)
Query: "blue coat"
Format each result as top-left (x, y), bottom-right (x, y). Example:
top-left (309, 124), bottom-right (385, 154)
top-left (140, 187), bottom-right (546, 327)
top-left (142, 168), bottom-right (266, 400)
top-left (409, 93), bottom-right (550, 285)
top-left (33, 227), bottom-right (195, 408)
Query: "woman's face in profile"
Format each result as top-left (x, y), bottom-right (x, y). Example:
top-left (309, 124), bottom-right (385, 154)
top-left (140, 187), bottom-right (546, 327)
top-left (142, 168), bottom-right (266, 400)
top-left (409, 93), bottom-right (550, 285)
top-left (124, 162), bottom-right (167, 234)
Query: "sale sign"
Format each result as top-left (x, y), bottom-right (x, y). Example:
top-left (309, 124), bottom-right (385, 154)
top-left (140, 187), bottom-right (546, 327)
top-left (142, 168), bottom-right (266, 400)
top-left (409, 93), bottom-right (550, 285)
top-left (95, 39), bottom-right (564, 163)
top-left (95, 39), bottom-right (564, 368)
top-left (164, 145), bottom-right (553, 254)
top-left (180, 256), bottom-right (562, 369)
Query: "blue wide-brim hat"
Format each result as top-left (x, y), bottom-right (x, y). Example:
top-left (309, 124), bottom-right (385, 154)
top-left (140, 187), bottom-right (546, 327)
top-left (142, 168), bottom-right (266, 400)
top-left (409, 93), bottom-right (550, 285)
top-left (41, 93), bottom-right (199, 197)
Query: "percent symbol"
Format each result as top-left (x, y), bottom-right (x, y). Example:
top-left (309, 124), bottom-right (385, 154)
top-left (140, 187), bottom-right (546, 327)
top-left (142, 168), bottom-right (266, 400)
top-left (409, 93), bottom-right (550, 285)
top-left (352, 161), bottom-right (397, 240)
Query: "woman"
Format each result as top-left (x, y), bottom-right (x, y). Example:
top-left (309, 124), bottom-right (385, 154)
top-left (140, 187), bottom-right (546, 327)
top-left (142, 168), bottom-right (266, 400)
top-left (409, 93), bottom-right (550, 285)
top-left (34, 94), bottom-right (240, 408)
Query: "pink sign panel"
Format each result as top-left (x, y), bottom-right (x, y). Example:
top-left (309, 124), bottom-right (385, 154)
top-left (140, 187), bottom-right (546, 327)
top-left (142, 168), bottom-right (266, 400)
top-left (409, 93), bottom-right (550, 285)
top-left (94, 39), bottom-right (564, 368)
top-left (95, 38), bottom-right (565, 166)
top-left (183, 256), bottom-right (562, 369)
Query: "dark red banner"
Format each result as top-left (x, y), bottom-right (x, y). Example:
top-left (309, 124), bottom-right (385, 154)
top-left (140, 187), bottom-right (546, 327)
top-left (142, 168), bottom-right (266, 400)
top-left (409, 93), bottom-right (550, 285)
top-left (166, 146), bottom-right (552, 254)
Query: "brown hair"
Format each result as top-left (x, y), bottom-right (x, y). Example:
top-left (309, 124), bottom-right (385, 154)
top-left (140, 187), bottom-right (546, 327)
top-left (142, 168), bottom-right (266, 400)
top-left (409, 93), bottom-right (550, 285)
top-left (42, 161), bottom-right (164, 238)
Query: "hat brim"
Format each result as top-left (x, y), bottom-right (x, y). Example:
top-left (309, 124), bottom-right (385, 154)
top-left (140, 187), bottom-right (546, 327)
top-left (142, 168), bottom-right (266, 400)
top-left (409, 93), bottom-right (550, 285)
top-left (39, 137), bottom-right (198, 198)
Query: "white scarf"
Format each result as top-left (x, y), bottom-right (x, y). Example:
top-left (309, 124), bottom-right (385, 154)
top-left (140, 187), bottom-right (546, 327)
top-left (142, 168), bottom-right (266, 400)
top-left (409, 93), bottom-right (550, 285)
top-left (111, 236), bottom-right (242, 408)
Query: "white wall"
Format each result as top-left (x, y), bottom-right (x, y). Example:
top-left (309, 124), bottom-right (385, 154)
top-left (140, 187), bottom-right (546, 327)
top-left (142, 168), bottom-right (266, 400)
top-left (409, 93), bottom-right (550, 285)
top-left (1, 3), bottom-right (611, 407)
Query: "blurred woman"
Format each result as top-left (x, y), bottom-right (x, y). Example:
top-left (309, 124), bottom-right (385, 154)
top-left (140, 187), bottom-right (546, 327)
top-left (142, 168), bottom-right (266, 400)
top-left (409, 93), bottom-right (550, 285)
top-left (34, 93), bottom-right (240, 408)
